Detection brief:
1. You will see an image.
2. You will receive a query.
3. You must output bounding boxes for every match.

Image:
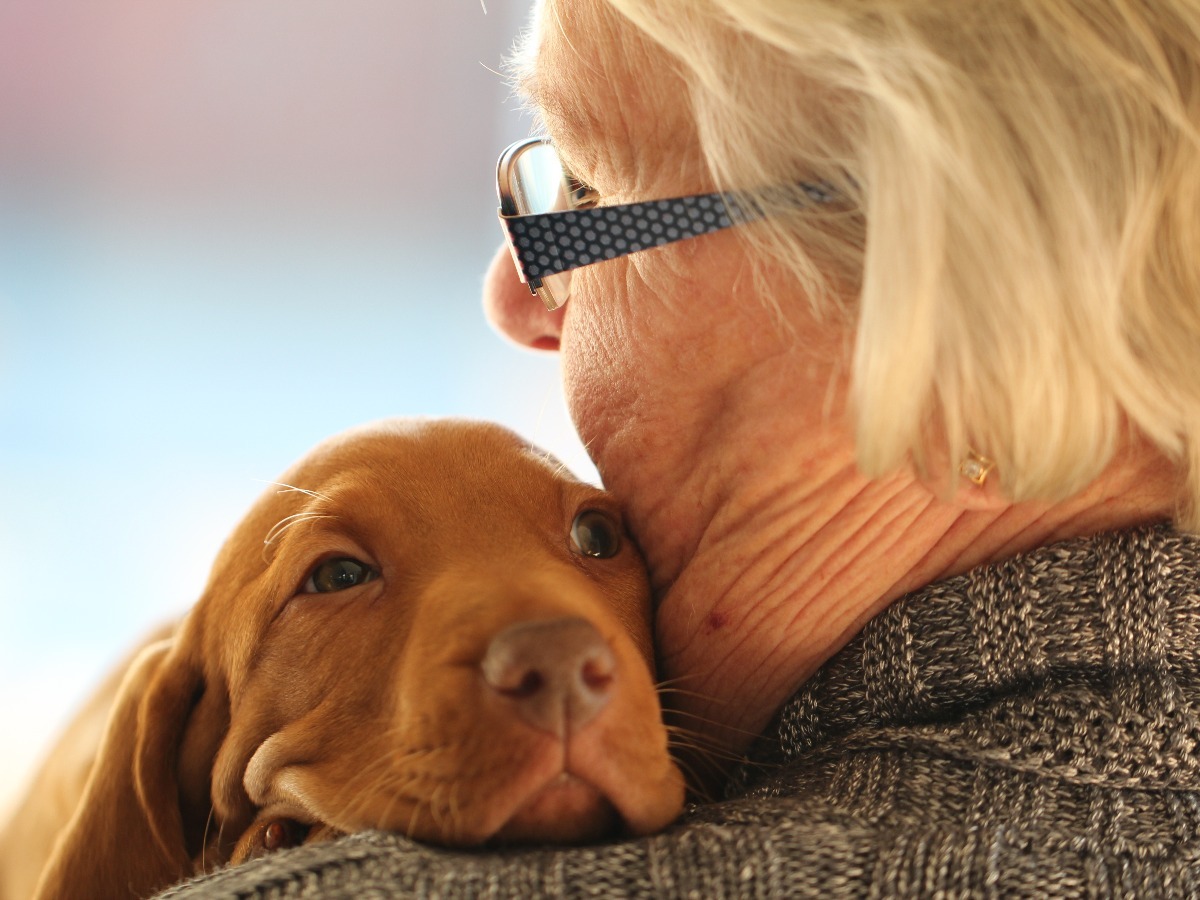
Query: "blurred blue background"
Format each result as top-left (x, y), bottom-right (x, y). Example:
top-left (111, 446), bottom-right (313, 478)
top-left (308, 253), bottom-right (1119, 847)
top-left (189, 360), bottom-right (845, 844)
top-left (0, 0), bottom-right (592, 812)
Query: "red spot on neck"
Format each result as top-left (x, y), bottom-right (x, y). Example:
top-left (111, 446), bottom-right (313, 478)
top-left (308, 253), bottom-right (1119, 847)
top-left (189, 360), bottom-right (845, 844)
top-left (705, 610), bottom-right (730, 633)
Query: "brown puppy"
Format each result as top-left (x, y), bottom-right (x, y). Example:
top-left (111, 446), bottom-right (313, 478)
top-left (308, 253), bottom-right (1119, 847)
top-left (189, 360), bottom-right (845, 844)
top-left (1, 419), bottom-right (684, 900)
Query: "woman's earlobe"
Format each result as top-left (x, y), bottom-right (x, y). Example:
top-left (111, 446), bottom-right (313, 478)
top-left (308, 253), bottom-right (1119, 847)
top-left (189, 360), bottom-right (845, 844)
top-left (909, 446), bottom-right (1010, 511)
top-left (949, 451), bottom-right (1010, 510)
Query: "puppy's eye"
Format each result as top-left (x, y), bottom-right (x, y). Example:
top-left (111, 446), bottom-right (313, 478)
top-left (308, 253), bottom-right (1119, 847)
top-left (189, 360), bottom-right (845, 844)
top-left (303, 558), bottom-right (377, 594)
top-left (570, 509), bottom-right (621, 559)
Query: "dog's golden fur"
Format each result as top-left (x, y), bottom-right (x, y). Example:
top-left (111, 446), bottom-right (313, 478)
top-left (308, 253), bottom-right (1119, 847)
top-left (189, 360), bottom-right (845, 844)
top-left (0, 419), bottom-right (684, 900)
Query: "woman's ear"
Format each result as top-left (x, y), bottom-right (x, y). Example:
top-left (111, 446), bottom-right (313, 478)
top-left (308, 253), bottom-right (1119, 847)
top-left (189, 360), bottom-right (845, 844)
top-left (33, 637), bottom-right (208, 900)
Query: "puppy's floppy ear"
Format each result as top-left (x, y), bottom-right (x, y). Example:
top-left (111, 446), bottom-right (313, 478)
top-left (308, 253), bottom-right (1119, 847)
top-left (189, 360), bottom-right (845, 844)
top-left (34, 634), bottom-right (210, 900)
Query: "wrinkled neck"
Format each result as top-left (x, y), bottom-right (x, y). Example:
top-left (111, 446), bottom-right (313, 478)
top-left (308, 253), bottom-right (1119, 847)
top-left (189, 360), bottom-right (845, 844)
top-left (648, 432), bottom-right (1177, 791)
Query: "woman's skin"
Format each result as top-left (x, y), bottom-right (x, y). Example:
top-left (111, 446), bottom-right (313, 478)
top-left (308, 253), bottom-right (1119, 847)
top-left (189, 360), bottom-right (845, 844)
top-left (484, 0), bottom-right (1178, 779)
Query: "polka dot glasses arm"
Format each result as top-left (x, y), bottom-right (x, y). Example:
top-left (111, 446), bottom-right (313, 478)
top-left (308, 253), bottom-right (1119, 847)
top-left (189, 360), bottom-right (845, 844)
top-left (496, 137), bottom-right (837, 311)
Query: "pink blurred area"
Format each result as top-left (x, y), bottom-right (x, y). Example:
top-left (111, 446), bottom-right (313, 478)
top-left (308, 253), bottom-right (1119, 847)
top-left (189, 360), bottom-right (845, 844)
top-left (0, 0), bottom-right (525, 217)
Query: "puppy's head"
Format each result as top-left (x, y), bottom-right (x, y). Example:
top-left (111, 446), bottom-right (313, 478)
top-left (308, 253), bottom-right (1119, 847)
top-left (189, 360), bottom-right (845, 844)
top-left (185, 418), bottom-right (683, 849)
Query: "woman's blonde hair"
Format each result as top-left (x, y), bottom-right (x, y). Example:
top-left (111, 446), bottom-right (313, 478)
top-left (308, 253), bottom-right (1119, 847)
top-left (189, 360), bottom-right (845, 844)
top-left (603, 0), bottom-right (1200, 527)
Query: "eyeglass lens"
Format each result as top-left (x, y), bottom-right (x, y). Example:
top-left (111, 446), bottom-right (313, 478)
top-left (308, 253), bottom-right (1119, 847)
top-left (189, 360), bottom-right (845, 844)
top-left (510, 142), bottom-right (574, 307)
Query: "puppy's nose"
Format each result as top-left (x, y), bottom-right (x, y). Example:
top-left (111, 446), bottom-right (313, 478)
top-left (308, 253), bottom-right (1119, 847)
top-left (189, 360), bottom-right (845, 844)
top-left (481, 617), bottom-right (615, 738)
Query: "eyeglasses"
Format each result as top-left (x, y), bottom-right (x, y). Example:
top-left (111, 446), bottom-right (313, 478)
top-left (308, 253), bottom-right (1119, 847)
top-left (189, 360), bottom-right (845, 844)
top-left (496, 137), bottom-right (838, 311)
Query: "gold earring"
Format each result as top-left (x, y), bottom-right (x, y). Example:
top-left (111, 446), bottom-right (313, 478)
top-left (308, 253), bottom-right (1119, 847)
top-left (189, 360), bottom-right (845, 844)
top-left (959, 450), bottom-right (995, 487)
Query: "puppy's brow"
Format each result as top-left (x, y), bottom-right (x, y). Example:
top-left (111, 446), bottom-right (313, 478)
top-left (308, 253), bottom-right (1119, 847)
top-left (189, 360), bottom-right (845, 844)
top-left (260, 514), bottom-right (339, 567)
top-left (263, 512), bottom-right (337, 547)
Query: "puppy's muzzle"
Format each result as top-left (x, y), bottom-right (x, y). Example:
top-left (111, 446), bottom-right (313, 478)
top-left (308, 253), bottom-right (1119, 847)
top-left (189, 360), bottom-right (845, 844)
top-left (481, 617), bottom-right (614, 739)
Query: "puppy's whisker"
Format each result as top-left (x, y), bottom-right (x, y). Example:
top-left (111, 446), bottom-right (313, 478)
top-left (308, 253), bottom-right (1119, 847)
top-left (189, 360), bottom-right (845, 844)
top-left (263, 513), bottom-right (336, 547)
top-left (652, 672), bottom-right (715, 696)
top-left (667, 746), bottom-right (732, 793)
top-left (257, 480), bottom-right (333, 503)
top-left (361, 765), bottom-right (430, 808)
top-left (344, 755), bottom-right (413, 809)
top-left (665, 708), bottom-right (763, 739)
top-left (348, 741), bottom-right (443, 788)
top-left (339, 744), bottom-right (449, 830)
top-left (666, 733), bottom-right (753, 768)
top-left (430, 777), bottom-right (451, 826)
top-left (657, 681), bottom-right (700, 696)
top-left (347, 770), bottom-right (398, 830)
top-left (654, 672), bottom-right (713, 691)
top-left (406, 795), bottom-right (423, 840)
top-left (429, 783), bottom-right (451, 833)
top-left (213, 819), bottom-right (230, 871)
top-left (654, 663), bottom-right (730, 691)
top-left (665, 752), bottom-right (717, 802)
top-left (447, 780), bottom-right (464, 843)
top-left (664, 724), bottom-right (745, 756)
top-left (198, 807), bottom-right (211, 873)
top-left (340, 772), bottom-right (380, 825)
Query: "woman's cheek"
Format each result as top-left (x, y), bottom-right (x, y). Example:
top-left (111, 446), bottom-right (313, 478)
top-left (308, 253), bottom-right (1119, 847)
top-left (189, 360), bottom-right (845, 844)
top-left (558, 271), bottom-right (649, 446)
top-left (560, 300), bottom-right (624, 434)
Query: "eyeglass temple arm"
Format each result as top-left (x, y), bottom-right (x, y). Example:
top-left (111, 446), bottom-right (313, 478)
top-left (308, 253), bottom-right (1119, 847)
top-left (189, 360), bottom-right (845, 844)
top-left (497, 192), bottom-right (759, 289)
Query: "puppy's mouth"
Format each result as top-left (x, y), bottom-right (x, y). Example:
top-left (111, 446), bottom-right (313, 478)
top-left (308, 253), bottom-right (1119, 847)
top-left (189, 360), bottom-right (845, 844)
top-left (490, 772), bottom-right (619, 845)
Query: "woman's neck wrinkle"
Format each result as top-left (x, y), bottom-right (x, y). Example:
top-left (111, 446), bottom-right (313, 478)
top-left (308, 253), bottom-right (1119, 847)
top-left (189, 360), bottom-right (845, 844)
top-left (708, 451), bottom-right (865, 545)
top-left (685, 459), bottom-right (867, 597)
top-left (793, 488), bottom-right (944, 627)
top-left (761, 486), bottom-right (948, 684)
top-left (893, 508), bottom-right (978, 598)
top-left (658, 467), bottom-right (937, 692)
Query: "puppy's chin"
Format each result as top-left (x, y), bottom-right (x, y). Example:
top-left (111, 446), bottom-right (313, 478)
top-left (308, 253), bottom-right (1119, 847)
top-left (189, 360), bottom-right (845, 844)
top-left (490, 774), bottom-right (620, 845)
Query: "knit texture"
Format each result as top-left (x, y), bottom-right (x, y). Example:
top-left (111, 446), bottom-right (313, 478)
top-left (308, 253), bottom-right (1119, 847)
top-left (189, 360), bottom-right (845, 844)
top-left (156, 525), bottom-right (1200, 898)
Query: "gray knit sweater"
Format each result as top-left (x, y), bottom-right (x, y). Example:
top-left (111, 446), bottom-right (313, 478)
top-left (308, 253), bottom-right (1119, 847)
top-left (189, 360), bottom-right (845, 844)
top-left (157, 525), bottom-right (1200, 898)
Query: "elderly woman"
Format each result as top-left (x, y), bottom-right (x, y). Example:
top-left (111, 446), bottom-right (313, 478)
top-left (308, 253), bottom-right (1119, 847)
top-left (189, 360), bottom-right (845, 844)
top-left (164, 0), bottom-right (1200, 896)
